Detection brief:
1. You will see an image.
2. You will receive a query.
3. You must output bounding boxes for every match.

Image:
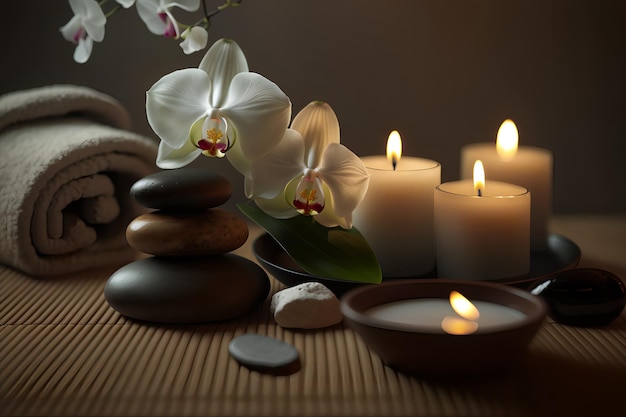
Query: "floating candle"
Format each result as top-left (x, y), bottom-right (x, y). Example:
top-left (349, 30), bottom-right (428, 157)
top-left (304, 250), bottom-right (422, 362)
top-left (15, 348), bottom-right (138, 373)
top-left (366, 298), bottom-right (527, 333)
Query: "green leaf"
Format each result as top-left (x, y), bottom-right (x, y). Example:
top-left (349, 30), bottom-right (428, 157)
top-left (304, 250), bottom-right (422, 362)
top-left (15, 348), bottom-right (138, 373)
top-left (238, 201), bottom-right (382, 284)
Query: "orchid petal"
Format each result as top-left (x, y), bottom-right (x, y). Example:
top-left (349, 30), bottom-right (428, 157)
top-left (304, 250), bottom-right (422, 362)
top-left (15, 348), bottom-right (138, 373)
top-left (221, 72), bottom-right (291, 161)
top-left (249, 128), bottom-right (305, 199)
top-left (291, 101), bottom-right (340, 168)
top-left (164, 0), bottom-right (200, 11)
top-left (146, 68), bottom-right (211, 149)
top-left (136, 0), bottom-right (166, 35)
top-left (243, 176), bottom-right (253, 199)
top-left (74, 37), bottom-right (94, 64)
top-left (68, 0), bottom-right (88, 16)
top-left (314, 189), bottom-right (351, 229)
top-left (60, 16), bottom-right (82, 42)
top-left (116, 0), bottom-right (136, 8)
top-left (198, 38), bottom-right (249, 107)
top-left (180, 26), bottom-right (208, 54)
top-left (67, 0), bottom-right (105, 42)
top-left (317, 143), bottom-right (370, 225)
top-left (156, 139), bottom-right (201, 169)
top-left (225, 136), bottom-right (253, 177)
top-left (79, 0), bottom-right (106, 42)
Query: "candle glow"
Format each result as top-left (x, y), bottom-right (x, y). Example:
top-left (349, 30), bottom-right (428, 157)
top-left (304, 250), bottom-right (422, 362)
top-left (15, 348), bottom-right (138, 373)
top-left (496, 119), bottom-right (519, 160)
top-left (441, 316), bottom-right (479, 335)
top-left (386, 130), bottom-right (402, 170)
top-left (442, 291), bottom-right (481, 335)
top-left (473, 160), bottom-right (485, 196)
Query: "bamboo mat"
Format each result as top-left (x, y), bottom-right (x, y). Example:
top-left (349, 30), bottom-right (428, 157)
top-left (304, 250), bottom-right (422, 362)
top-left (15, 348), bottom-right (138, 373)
top-left (2, 221), bottom-right (625, 417)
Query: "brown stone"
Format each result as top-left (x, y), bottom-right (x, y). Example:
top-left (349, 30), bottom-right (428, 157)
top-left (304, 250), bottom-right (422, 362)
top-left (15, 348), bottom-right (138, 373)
top-left (126, 208), bottom-right (249, 256)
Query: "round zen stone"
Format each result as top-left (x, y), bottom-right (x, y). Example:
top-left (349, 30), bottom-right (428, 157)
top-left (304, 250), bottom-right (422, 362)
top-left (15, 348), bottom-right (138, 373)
top-left (528, 268), bottom-right (625, 327)
top-left (229, 333), bottom-right (301, 375)
top-left (130, 168), bottom-right (232, 211)
top-left (104, 255), bottom-right (270, 323)
top-left (126, 208), bottom-right (249, 256)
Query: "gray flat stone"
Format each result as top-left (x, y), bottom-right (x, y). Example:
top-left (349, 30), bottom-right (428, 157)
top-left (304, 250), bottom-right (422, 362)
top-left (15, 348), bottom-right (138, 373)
top-left (229, 333), bottom-right (301, 375)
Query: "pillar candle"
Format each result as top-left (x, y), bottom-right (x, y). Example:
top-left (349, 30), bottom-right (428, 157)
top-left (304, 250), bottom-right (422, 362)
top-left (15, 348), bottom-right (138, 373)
top-left (460, 119), bottom-right (553, 251)
top-left (434, 163), bottom-right (530, 280)
top-left (352, 131), bottom-right (441, 278)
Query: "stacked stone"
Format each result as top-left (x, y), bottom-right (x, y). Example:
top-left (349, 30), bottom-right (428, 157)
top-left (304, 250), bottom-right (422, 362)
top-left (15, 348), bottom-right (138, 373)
top-left (104, 168), bottom-right (270, 324)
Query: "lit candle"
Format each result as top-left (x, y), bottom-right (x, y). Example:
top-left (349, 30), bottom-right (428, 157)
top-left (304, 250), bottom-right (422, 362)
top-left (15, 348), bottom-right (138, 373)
top-left (352, 130), bottom-right (441, 278)
top-left (460, 119), bottom-right (553, 251)
top-left (366, 291), bottom-right (527, 334)
top-left (434, 160), bottom-right (530, 280)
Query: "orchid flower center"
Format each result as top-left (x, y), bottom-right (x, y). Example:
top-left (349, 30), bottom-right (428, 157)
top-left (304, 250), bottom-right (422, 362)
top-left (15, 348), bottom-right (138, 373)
top-left (293, 170), bottom-right (325, 216)
top-left (72, 26), bottom-right (87, 44)
top-left (158, 12), bottom-right (177, 38)
top-left (194, 116), bottom-right (231, 158)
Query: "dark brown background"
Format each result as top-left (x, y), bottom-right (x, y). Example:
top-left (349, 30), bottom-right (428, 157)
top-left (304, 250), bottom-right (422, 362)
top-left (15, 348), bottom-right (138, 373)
top-left (2, 1), bottom-right (625, 214)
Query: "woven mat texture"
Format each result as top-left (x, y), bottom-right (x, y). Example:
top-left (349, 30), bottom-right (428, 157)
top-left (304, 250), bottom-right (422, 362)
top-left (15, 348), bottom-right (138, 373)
top-left (2, 225), bottom-right (625, 417)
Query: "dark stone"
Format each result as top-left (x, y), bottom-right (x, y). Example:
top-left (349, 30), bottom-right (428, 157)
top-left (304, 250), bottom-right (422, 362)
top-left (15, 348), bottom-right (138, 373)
top-left (528, 268), bottom-right (625, 327)
top-left (104, 255), bottom-right (270, 323)
top-left (130, 168), bottom-right (232, 211)
top-left (126, 208), bottom-right (249, 256)
top-left (229, 333), bottom-right (301, 376)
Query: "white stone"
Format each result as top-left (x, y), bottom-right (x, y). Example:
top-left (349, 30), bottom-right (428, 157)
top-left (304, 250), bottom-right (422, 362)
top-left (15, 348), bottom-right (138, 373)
top-left (270, 282), bottom-right (343, 329)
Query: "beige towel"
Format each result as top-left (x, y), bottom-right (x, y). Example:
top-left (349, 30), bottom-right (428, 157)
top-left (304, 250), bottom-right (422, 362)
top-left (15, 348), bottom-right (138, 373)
top-left (0, 84), bottom-right (158, 276)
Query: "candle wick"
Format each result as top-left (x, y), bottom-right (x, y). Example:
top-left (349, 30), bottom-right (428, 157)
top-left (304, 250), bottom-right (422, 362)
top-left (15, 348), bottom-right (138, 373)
top-left (477, 188), bottom-right (482, 197)
top-left (392, 157), bottom-right (397, 171)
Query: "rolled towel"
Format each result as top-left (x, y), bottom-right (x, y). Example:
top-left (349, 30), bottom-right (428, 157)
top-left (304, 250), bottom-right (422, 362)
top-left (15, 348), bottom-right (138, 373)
top-left (0, 84), bottom-right (158, 276)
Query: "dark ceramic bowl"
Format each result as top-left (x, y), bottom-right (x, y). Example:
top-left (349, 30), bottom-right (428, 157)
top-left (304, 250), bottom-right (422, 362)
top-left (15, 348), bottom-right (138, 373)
top-left (340, 279), bottom-right (547, 377)
top-left (252, 232), bottom-right (364, 296)
top-left (253, 233), bottom-right (581, 296)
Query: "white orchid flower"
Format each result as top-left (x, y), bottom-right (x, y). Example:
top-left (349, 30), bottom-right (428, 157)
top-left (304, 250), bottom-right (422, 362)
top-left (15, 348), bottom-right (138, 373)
top-left (136, 0), bottom-right (200, 38)
top-left (180, 26), bottom-right (208, 54)
top-left (116, 0), bottom-right (136, 8)
top-left (60, 0), bottom-right (106, 64)
top-left (146, 38), bottom-right (292, 170)
top-left (249, 101), bottom-right (370, 229)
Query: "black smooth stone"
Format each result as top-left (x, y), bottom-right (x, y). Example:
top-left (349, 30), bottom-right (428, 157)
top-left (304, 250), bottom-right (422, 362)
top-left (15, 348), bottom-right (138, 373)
top-left (104, 255), bottom-right (270, 323)
top-left (130, 168), bottom-right (232, 211)
top-left (229, 333), bottom-right (301, 376)
top-left (528, 268), bottom-right (625, 327)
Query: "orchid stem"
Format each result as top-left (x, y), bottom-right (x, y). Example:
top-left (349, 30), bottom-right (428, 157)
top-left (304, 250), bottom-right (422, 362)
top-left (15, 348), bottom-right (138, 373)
top-left (203, 0), bottom-right (242, 20)
top-left (105, 5), bottom-right (121, 18)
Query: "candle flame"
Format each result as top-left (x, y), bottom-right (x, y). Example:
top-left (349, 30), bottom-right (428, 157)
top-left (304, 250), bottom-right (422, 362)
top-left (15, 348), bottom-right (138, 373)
top-left (441, 291), bottom-right (480, 335)
top-left (441, 316), bottom-right (479, 335)
top-left (449, 291), bottom-right (480, 321)
top-left (386, 130), bottom-right (402, 170)
top-left (496, 119), bottom-right (519, 160)
top-left (473, 160), bottom-right (485, 196)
